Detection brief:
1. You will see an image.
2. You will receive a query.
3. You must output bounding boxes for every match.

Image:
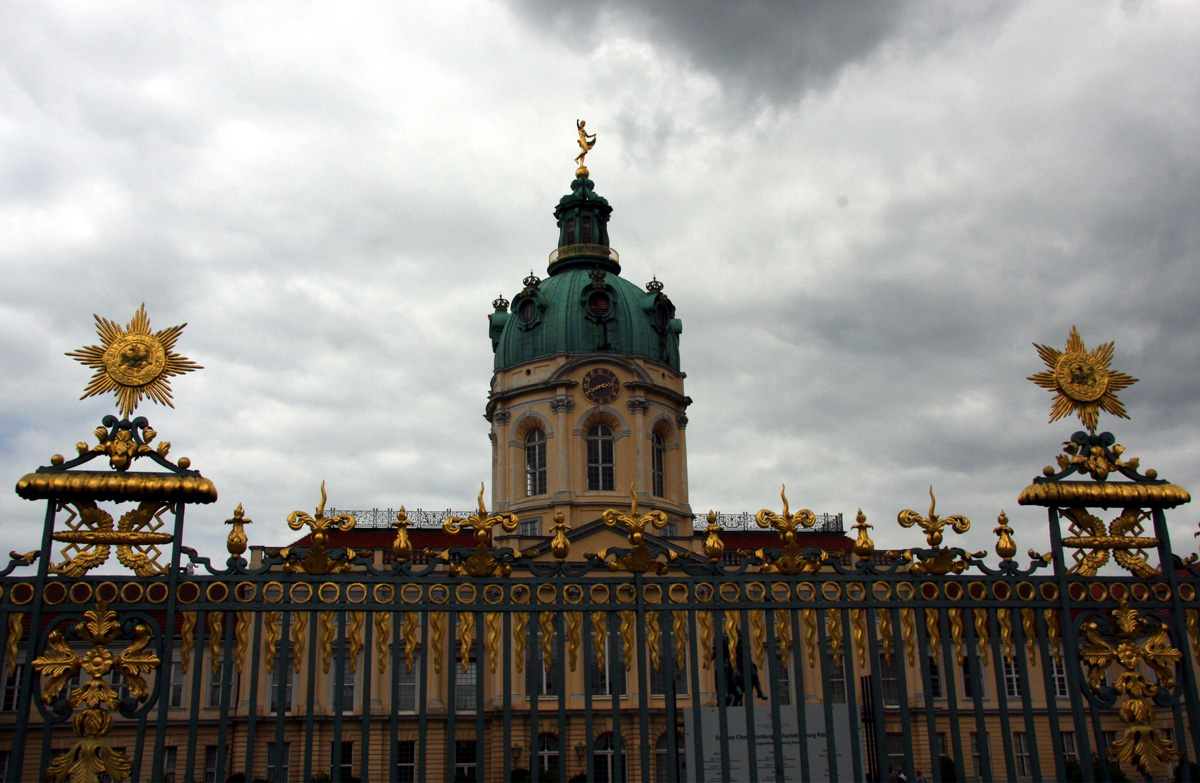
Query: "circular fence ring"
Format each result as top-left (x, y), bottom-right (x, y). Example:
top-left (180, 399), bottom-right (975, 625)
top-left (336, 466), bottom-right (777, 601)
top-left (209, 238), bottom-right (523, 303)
top-left (872, 582), bottom-right (892, 601)
top-left (373, 584), bottom-right (394, 605)
top-left (145, 582), bottom-right (169, 604)
top-left (1180, 584), bottom-right (1195, 603)
top-left (511, 585), bottom-right (531, 605)
top-left (70, 582), bottom-right (94, 605)
top-left (821, 582), bottom-right (841, 601)
top-left (97, 581), bottom-right (119, 604)
top-left (992, 582), bottom-right (1011, 601)
top-left (1109, 583), bottom-right (1128, 602)
top-left (536, 584), bottom-right (557, 606)
top-left (745, 582), bottom-right (765, 602)
top-left (120, 583), bottom-right (144, 605)
top-left (1015, 582), bottom-right (1035, 602)
top-left (719, 583), bottom-right (740, 602)
top-left (264, 582), bottom-right (285, 604)
top-left (10, 583), bottom-right (33, 605)
top-left (1040, 583), bottom-right (1059, 601)
top-left (318, 583), bottom-right (340, 604)
top-left (205, 582), bottom-right (228, 604)
top-left (772, 582), bottom-right (792, 602)
top-left (564, 585), bottom-right (584, 605)
top-left (429, 585), bottom-right (450, 605)
top-left (796, 582), bottom-right (816, 602)
top-left (43, 582), bottom-right (67, 605)
top-left (1153, 583), bottom-right (1171, 602)
top-left (846, 583), bottom-right (866, 601)
top-left (643, 584), bottom-right (664, 604)
top-left (400, 585), bottom-right (423, 604)
top-left (616, 584), bottom-right (637, 604)
top-left (670, 584), bottom-right (690, 604)
top-left (235, 583), bottom-right (257, 603)
top-left (484, 585), bottom-right (505, 605)
top-left (589, 584), bottom-right (610, 605)
top-left (289, 583), bottom-right (313, 605)
top-left (456, 584), bottom-right (478, 606)
top-left (177, 582), bottom-right (200, 604)
top-left (895, 582), bottom-right (915, 602)
top-left (694, 584), bottom-right (714, 603)
top-left (346, 584), bottom-right (367, 604)
top-left (944, 582), bottom-right (963, 601)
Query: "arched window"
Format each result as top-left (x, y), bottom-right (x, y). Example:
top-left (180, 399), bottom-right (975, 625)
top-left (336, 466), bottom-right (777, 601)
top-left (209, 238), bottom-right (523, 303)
top-left (525, 429), bottom-right (546, 496)
top-left (654, 732), bottom-right (686, 783)
top-left (651, 431), bottom-right (666, 497)
top-left (593, 733), bottom-right (626, 783)
top-left (537, 733), bottom-right (559, 776)
top-left (586, 424), bottom-right (615, 491)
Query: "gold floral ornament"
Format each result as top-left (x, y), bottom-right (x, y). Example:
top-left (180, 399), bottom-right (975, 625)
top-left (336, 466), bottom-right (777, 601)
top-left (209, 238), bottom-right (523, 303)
top-left (391, 507), bottom-right (412, 564)
top-left (702, 510), bottom-right (724, 561)
top-left (32, 601), bottom-right (160, 783)
top-left (745, 486), bottom-right (827, 574)
top-left (892, 487), bottom-right (980, 576)
top-left (279, 482), bottom-right (357, 575)
top-left (549, 510), bottom-right (571, 561)
top-left (50, 501), bottom-right (173, 578)
top-left (441, 484), bottom-right (520, 577)
top-left (1060, 507), bottom-right (1159, 578)
top-left (66, 304), bottom-right (202, 419)
top-left (593, 484), bottom-right (670, 574)
top-left (851, 508), bottom-right (874, 559)
top-left (1029, 326), bottom-right (1137, 432)
top-left (1080, 601), bottom-right (1182, 777)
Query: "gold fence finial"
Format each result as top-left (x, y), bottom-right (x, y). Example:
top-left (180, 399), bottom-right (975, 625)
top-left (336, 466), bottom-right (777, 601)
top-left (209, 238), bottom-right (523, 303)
top-left (225, 504), bottom-right (251, 558)
top-left (993, 511), bottom-right (1016, 561)
top-left (391, 506), bottom-right (412, 563)
top-left (703, 510), bottom-right (725, 561)
top-left (852, 509), bottom-right (874, 559)
top-left (550, 510), bottom-right (571, 561)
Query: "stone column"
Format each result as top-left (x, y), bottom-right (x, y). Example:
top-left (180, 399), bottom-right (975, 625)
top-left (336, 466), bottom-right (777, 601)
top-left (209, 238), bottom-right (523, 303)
top-left (493, 410), bottom-right (511, 511)
top-left (628, 397), bottom-right (649, 495)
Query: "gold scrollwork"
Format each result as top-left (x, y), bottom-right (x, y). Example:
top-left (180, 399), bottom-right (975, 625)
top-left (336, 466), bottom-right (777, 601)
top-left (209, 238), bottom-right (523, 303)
top-left (374, 613), bottom-right (390, 676)
top-left (539, 612), bottom-right (554, 674)
top-left (1080, 601), bottom-right (1182, 777)
top-left (348, 612), bottom-right (364, 675)
top-left (33, 602), bottom-right (160, 783)
top-left (646, 611), bottom-right (661, 672)
top-left (925, 609), bottom-right (941, 662)
top-left (750, 610), bottom-right (766, 669)
top-left (878, 609), bottom-right (893, 667)
top-left (1021, 609), bottom-right (1038, 668)
top-left (1045, 610), bottom-right (1062, 663)
top-left (515, 612), bottom-right (529, 674)
top-left (1187, 610), bottom-right (1200, 666)
top-left (698, 610), bottom-right (714, 670)
top-left (595, 485), bottom-right (670, 574)
top-left (403, 612), bottom-right (419, 674)
top-left (826, 610), bottom-right (843, 670)
top-left (850, 609), bottom-right (866, 669)
top-left (6, 612), bottom-right (23, 678)
top-left (180, 612), bottom-right (196, 675)
top-left (486, 612), bottom-right (501, 674)
top-left (949, 608), bottom-right (965, 664)
top-left (998, 608), bottom-right (1014, 662)
top-left (291, 613), bottom-right (307, 675)
top-left (319, 612), bottom-right (335, 674)
top-left (973, 609), bottom-right (990, 668)
top-left (1061, 507), bottom-right (1159, 578)
top-left (51, 501), bottom-right (173, 577)
top-left (234, 612), bottom-right (251, 673)
top-left (208, 612), bottom-right (224, 676)
top-left (620, 610), bottom-right (635, 671)
top-left (724, 611), bottom-right (741, 673)
top-left (775, 610), bottom-right (792, 664)
top-left (900, 607), bottom-right (916, 668)
top-left (674, 611), bottom-right (689, 672)
top-left (896, 487), bottom-right (972, 575)
top-left (592, 612), bottom-right (607, 673)
top-left (459, 613), bottom-right (475, 674)
top-left (264, 612), bottom-right (280, 675)
top-left (802, 609), bottom-right (818, 669)
top-left (567, 612), bottom-right (582, 672)
top-left (431, 612), bottom-right (445, 675)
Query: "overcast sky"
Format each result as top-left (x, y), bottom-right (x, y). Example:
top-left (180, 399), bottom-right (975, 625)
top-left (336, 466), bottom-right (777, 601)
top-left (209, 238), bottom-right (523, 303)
top-left (2, 0), bottom-right (1198, 567)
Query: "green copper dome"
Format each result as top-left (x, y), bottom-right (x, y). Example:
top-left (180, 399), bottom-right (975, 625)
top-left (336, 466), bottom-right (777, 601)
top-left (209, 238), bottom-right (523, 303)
top-left (489, 177), bottom-right (682, 371)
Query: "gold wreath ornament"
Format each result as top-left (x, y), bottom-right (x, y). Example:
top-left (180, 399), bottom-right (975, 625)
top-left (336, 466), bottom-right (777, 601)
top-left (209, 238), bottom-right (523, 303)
top-left (67, 304), bottom-right (202, 418)
top-left (1028, 326), bottom-right (1137, 431)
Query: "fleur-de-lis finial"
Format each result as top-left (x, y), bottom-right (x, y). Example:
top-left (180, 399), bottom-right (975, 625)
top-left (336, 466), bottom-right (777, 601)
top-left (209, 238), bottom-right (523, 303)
top-left (442, 483), bottom-right (520, 576)
top-left (283, 481), bottom-right (358, 574)
top-left (897, 486), bottom-right (971, 548)
top-left (755, 485), bottom-right (816, 548)
top-left (595, 483), bottom-right (670, 573)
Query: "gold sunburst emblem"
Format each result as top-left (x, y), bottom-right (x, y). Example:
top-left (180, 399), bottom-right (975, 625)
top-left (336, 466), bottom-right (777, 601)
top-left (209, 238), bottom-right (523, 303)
top-left (1028, 326), bottom-right (1137, 431)
top-left (66, 304), bottom-right (202, 418)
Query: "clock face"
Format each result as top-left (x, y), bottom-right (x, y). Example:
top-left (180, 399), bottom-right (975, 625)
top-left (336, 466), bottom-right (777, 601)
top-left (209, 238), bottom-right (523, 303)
top-left (582, 368), bottom-right (620, 405)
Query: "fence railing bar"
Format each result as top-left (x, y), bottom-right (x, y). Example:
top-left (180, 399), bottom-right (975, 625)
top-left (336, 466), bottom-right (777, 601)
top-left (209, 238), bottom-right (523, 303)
top-left (416, 609), bottom-right (429, 783)
top-left (864, 603), bottom-right (891, 783)
top-left (241, 609), bottom-right (265, 782)
top-left (762, 606), bottom-right (784, 783)
top-left (816, 605), bottom-right (840, 783)
top-left (1152, 506), bottom-right (1200, 774)
top-left (475, 609), bottom-right (486, 783)
top-left (302, 608), bottom-right (319, 781)
top-left (583, 605), bottom-right (597, 783)
top-left (360, 607), bottom-right (374, 783)
top-left (840, 606), bottom-right (866, 783)
top-left (272, 610), bottom-right (293, 783)
top-left (713, 605), bottom-right (733, 783)
top-left (555, 606), bottom-right (568, 783)
top-left (635, 578), bottom-right (653, 783)
top-left (739, 605), bottom-right (760, 783)
top-left (445, 610), bottom-right (457, 783)
top-left (789, 606), bottom-right (812, 783)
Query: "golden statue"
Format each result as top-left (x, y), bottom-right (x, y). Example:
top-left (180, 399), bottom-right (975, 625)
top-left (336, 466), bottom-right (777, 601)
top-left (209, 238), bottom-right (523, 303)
top-left (574, 119), bottom-right (596, 177)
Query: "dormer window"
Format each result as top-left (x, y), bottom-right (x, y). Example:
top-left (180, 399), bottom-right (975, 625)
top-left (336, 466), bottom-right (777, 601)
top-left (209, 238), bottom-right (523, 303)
top-left (518, 298), bottom-right (537, 324)
top-left (587, 290), bottom-right (611, 318)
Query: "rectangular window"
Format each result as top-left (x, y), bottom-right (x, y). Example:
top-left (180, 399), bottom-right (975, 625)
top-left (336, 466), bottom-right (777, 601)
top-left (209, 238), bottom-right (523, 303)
top-left (329, 641), bottom-right (356, 711)
top-left (587, 428), bottom-right (615, 491)
top-left (396, 740), bottom-right (416, 783)
top-left (1051, 655), bottom-right (1069, 698)
top-left (970, 732), bottom-right (988, 782)
top-left (938, 732), bottom-right (949, 759)
top-left (1061, 732), bottom-right (1078, 764)
top-left (652, 436), bottom-right (665, 497)
top-left (1003, 657), bottom-right (1022, 698)
top-left (590, 629), bottom-right (627, 696)
top-left (330, 741), bottom-right (353, 781)
top-left (526, 436), bottom-right (547, 496)
top-left (0, 749), bottom-right (9, 783)
top-left (962, 658), bottom-right (986, 699)
top-left (454, 740), bottom-right (477, 781)
top-left (927, 657), bottom-right (942, 698)
top-left (161, 746), bottom-right (177, 783)
top-left (663, 520), bottom-right (678, 537)
top-left (879, 652), bottom-right (900, 706)
top-left (649, 623), bottom-right (689, 696)
top-left (581, 216), bottom-right (592, 243)
top-left (203, 746), bottom-right (220, 783)
top-left (396, 643), bottom-right (418, 712)
top-left (167, 661), bottom-right (184, 708)
top-left (2, 665), bottom-right (22, 711)
top-left (517, 518), bottom-right (540, 537)
top-left (266, 742), bottom-right (289, 782)
top-left (527, 626), bottom-right (559, 697)
top-left (455, 652), bottom-right (477, 712)
top-left (208, 659), bottom-right (237, 708)
top-left (828, 657), bottom-right (847, 704)
top-left (886, 733), bottom-right (906, 779)
top-left (270, 644), bottom-right (294, 714)
top-left (1014, 731), bottom-right (1031, 777)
